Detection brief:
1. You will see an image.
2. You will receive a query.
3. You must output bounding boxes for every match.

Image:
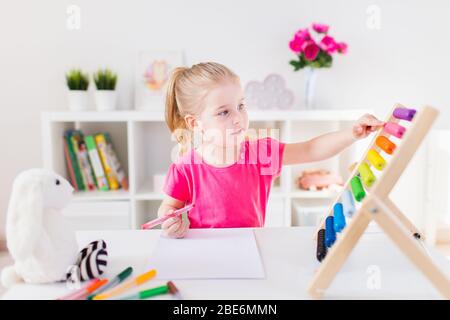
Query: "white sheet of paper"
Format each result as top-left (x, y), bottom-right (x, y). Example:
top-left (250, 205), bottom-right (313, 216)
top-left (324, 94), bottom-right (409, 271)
top-left (149, 228), bottom-right (266, 279)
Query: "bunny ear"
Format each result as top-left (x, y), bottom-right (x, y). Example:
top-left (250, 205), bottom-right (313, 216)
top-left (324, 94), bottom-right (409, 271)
top-left (6, 175), bottom-right (43, 260)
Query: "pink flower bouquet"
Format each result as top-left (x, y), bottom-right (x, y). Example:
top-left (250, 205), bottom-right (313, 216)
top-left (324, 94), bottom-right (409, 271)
top-left (289, 23), bottom-right (347, 70)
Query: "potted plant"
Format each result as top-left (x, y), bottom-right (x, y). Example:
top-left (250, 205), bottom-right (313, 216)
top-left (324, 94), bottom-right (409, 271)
top-left (93, 69), bottom-right (118, 111)
top-left (66, 69), bottom-right (90, 111)
top-left (288, 23), bottom-right (348, 109)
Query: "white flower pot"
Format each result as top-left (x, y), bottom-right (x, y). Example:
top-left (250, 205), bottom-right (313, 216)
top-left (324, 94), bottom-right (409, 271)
top-left (95, 90), bottom-right (117, 111)
top-left (67, 90), bottom-right (90, 111)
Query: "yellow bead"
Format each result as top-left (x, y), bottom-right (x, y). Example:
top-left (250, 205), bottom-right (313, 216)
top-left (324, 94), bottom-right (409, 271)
top-left (367, 149), bottom-right (386, 171)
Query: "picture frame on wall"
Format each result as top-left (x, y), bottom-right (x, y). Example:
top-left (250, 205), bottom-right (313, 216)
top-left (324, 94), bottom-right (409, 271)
top-left (134, 51), bottom-right (184, 111)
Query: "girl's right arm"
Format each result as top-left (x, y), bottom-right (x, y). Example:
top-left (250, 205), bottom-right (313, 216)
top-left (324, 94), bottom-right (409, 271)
top-left (158, 195), bottom-right (190, 238)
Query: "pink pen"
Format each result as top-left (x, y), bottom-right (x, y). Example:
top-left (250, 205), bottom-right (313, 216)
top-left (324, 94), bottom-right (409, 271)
top-left (141, 203), bottom-right (195, 230)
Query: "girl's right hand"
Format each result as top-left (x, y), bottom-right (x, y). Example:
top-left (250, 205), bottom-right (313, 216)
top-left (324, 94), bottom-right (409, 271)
top-left (161, 209), bottom-right (190, 238)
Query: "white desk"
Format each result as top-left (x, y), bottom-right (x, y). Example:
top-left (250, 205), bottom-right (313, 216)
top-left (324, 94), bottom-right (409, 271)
top-left (2, 227), bottom-right (450, 300)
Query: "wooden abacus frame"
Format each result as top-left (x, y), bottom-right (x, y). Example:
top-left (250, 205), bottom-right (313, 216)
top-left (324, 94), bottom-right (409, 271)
top-left (307, 104), bottom-right (450, 299)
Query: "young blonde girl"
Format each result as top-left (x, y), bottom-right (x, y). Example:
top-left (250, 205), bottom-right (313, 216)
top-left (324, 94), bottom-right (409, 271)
top-left (159, 62), bottom-right (384, 238)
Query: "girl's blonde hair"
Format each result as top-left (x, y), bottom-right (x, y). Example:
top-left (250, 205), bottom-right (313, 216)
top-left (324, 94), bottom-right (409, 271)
top-left (165, 62), bottom-right (239, 156)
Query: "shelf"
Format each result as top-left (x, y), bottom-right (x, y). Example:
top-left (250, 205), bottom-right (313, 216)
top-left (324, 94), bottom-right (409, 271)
top-left (134, 180), bottom-right (165, 200)
top-left (72, 189), bottom-right (130, 201)
top-left (289, 190), bottom-right (340, 199)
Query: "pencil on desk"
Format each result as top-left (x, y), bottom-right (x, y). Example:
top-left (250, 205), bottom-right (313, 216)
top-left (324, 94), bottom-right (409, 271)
top-left (92, 269), bottom-right (157, 300)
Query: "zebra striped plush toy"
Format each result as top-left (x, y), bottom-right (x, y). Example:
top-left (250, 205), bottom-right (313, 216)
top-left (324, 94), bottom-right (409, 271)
top-left (1, 169), bottom-right (108, 288)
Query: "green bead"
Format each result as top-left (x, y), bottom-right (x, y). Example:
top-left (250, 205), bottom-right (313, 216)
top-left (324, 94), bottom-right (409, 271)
top-left (350, 176), bottom-right (366, 202)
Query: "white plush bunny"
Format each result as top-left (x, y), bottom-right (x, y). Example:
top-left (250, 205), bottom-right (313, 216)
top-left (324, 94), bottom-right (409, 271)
top-left (1, 169), bottom-right (79, 287)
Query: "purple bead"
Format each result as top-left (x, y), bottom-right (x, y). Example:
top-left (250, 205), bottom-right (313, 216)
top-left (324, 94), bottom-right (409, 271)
top-left (393, 107), bottom-right (416, 121)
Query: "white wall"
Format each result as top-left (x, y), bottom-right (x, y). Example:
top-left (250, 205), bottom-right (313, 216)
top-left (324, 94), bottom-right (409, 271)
top-left (1, 0), bottom-right (450, 233)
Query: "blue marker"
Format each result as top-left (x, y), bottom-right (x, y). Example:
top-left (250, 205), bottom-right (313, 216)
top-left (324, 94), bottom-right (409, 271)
top-left (333, 203), bottom-right (346, 233)
top-left (325, 216), bottom-right (336, 248)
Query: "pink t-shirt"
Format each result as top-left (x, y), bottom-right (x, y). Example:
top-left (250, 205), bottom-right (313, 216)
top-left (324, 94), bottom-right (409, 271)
top-left (163, 137), bottom-right (286, 228)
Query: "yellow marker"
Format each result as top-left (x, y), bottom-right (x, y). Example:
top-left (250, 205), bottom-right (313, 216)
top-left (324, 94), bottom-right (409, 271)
top-left (93, 269), bottom-right (157, 300)
top-left (358, 163), bottom-right (376, 187)
top-left (367, 149), bottom-right (386, 171)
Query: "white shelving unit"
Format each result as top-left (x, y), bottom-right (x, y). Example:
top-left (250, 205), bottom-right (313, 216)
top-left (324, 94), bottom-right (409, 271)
top-left (41, 109), bottom-right (371, 231)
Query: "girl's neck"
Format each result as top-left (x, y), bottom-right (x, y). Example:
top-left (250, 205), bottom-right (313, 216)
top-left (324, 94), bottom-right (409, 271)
top-left (195, 142), bottom-right (244, 167)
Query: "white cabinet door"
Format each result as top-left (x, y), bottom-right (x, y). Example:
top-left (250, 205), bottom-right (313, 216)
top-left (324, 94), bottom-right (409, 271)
top-left (62, 201), bottom-right (130, 231)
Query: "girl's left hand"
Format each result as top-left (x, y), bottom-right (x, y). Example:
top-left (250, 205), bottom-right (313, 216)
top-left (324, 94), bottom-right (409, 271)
top-left (352, 114), bottom-right (385, 139)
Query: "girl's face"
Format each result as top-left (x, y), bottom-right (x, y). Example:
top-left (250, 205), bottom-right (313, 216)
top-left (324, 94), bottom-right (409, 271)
top-left (197, 80), bottom-right (249, 148)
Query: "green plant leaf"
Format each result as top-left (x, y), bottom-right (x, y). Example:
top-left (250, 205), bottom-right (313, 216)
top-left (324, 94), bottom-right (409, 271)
top-left (66, 69), bottom-right (89, 90)
top-left (94, 68), bottom-right (118, 90)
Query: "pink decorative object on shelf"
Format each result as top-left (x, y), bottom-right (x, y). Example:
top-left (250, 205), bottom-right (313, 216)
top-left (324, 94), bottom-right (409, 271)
top-left (296, 169), bottom-right (344, 191)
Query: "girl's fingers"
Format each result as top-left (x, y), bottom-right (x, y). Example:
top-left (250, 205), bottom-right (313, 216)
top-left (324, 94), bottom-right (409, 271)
top-left (362, 116), bottom-right (384, 127)
top-left (174, 221), bottom-right (189, 238)
top-left (166, 219), bottom-right (183, 237)
top-left (162, 216), bottom-right (180, 230)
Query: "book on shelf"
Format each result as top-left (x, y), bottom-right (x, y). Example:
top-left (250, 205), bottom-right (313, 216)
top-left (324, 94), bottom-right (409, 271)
top-left (84, 135), bottom-right (110, 191)
top-left (94, 133), bottom-right (120, 190)
top-left (63, 130), bottom-right (85, 191)
top-left (71, 130), bottom-right (97, 191)
top-left (63, 129), bottom-right (128, 193)
top-left (104, 132), bottom-right (129, 191)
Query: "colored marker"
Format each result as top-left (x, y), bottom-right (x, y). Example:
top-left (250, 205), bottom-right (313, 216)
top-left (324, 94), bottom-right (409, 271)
top-left (87, 266), bottom-right (133, 300)
top-left (57, 278), bottom-right (108, 300)
top-left (141, 204), bottom-right (195, 230)
top-left (93, 269), bottom-right (157, 300)
top-left (167, 281), bottom-right (183, 300)
top-left (118, 283), bottom-right (169, 300)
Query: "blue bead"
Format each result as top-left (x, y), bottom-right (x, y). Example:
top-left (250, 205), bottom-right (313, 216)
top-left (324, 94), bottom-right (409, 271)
top-left (325, 216), bottom-right (336, 247)
top-left (333, 203), bottom-right (346, 233)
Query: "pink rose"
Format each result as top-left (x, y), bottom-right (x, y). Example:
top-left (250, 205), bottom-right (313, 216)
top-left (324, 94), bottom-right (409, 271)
top-left (295, 28), bottom-right (311, 41)
top-left (302, 40), bottom-right (320, 61)
top-left (319, 36), bottom-right (338, 54)
top-left (289, 37), bottom-right (303, 53)
top-left (312, 23), bottom-right (329, 34)
top-left (337, 42), bottom-right (348, 54)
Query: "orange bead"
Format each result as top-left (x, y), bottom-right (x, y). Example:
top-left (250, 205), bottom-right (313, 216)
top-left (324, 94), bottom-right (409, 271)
top-left (376, 136), bottom-right (396, 155)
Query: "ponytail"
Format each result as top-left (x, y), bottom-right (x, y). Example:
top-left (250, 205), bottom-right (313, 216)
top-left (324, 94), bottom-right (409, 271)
top-left (165, 67), bottom-right (191, 156)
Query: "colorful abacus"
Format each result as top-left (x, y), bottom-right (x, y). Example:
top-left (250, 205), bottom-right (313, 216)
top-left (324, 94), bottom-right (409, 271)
top-left (316, 106), bottom-right (417, 262)
top-left (308, 105), bottom-right (450, 300)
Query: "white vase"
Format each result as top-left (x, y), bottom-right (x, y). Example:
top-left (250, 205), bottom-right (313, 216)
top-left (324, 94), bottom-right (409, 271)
top-left (67, 90), bottom-right (90, 111)
top-left (95, 90), bottom-right (117, 111)
top-left (304, 67), bottom-right (317, 109)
